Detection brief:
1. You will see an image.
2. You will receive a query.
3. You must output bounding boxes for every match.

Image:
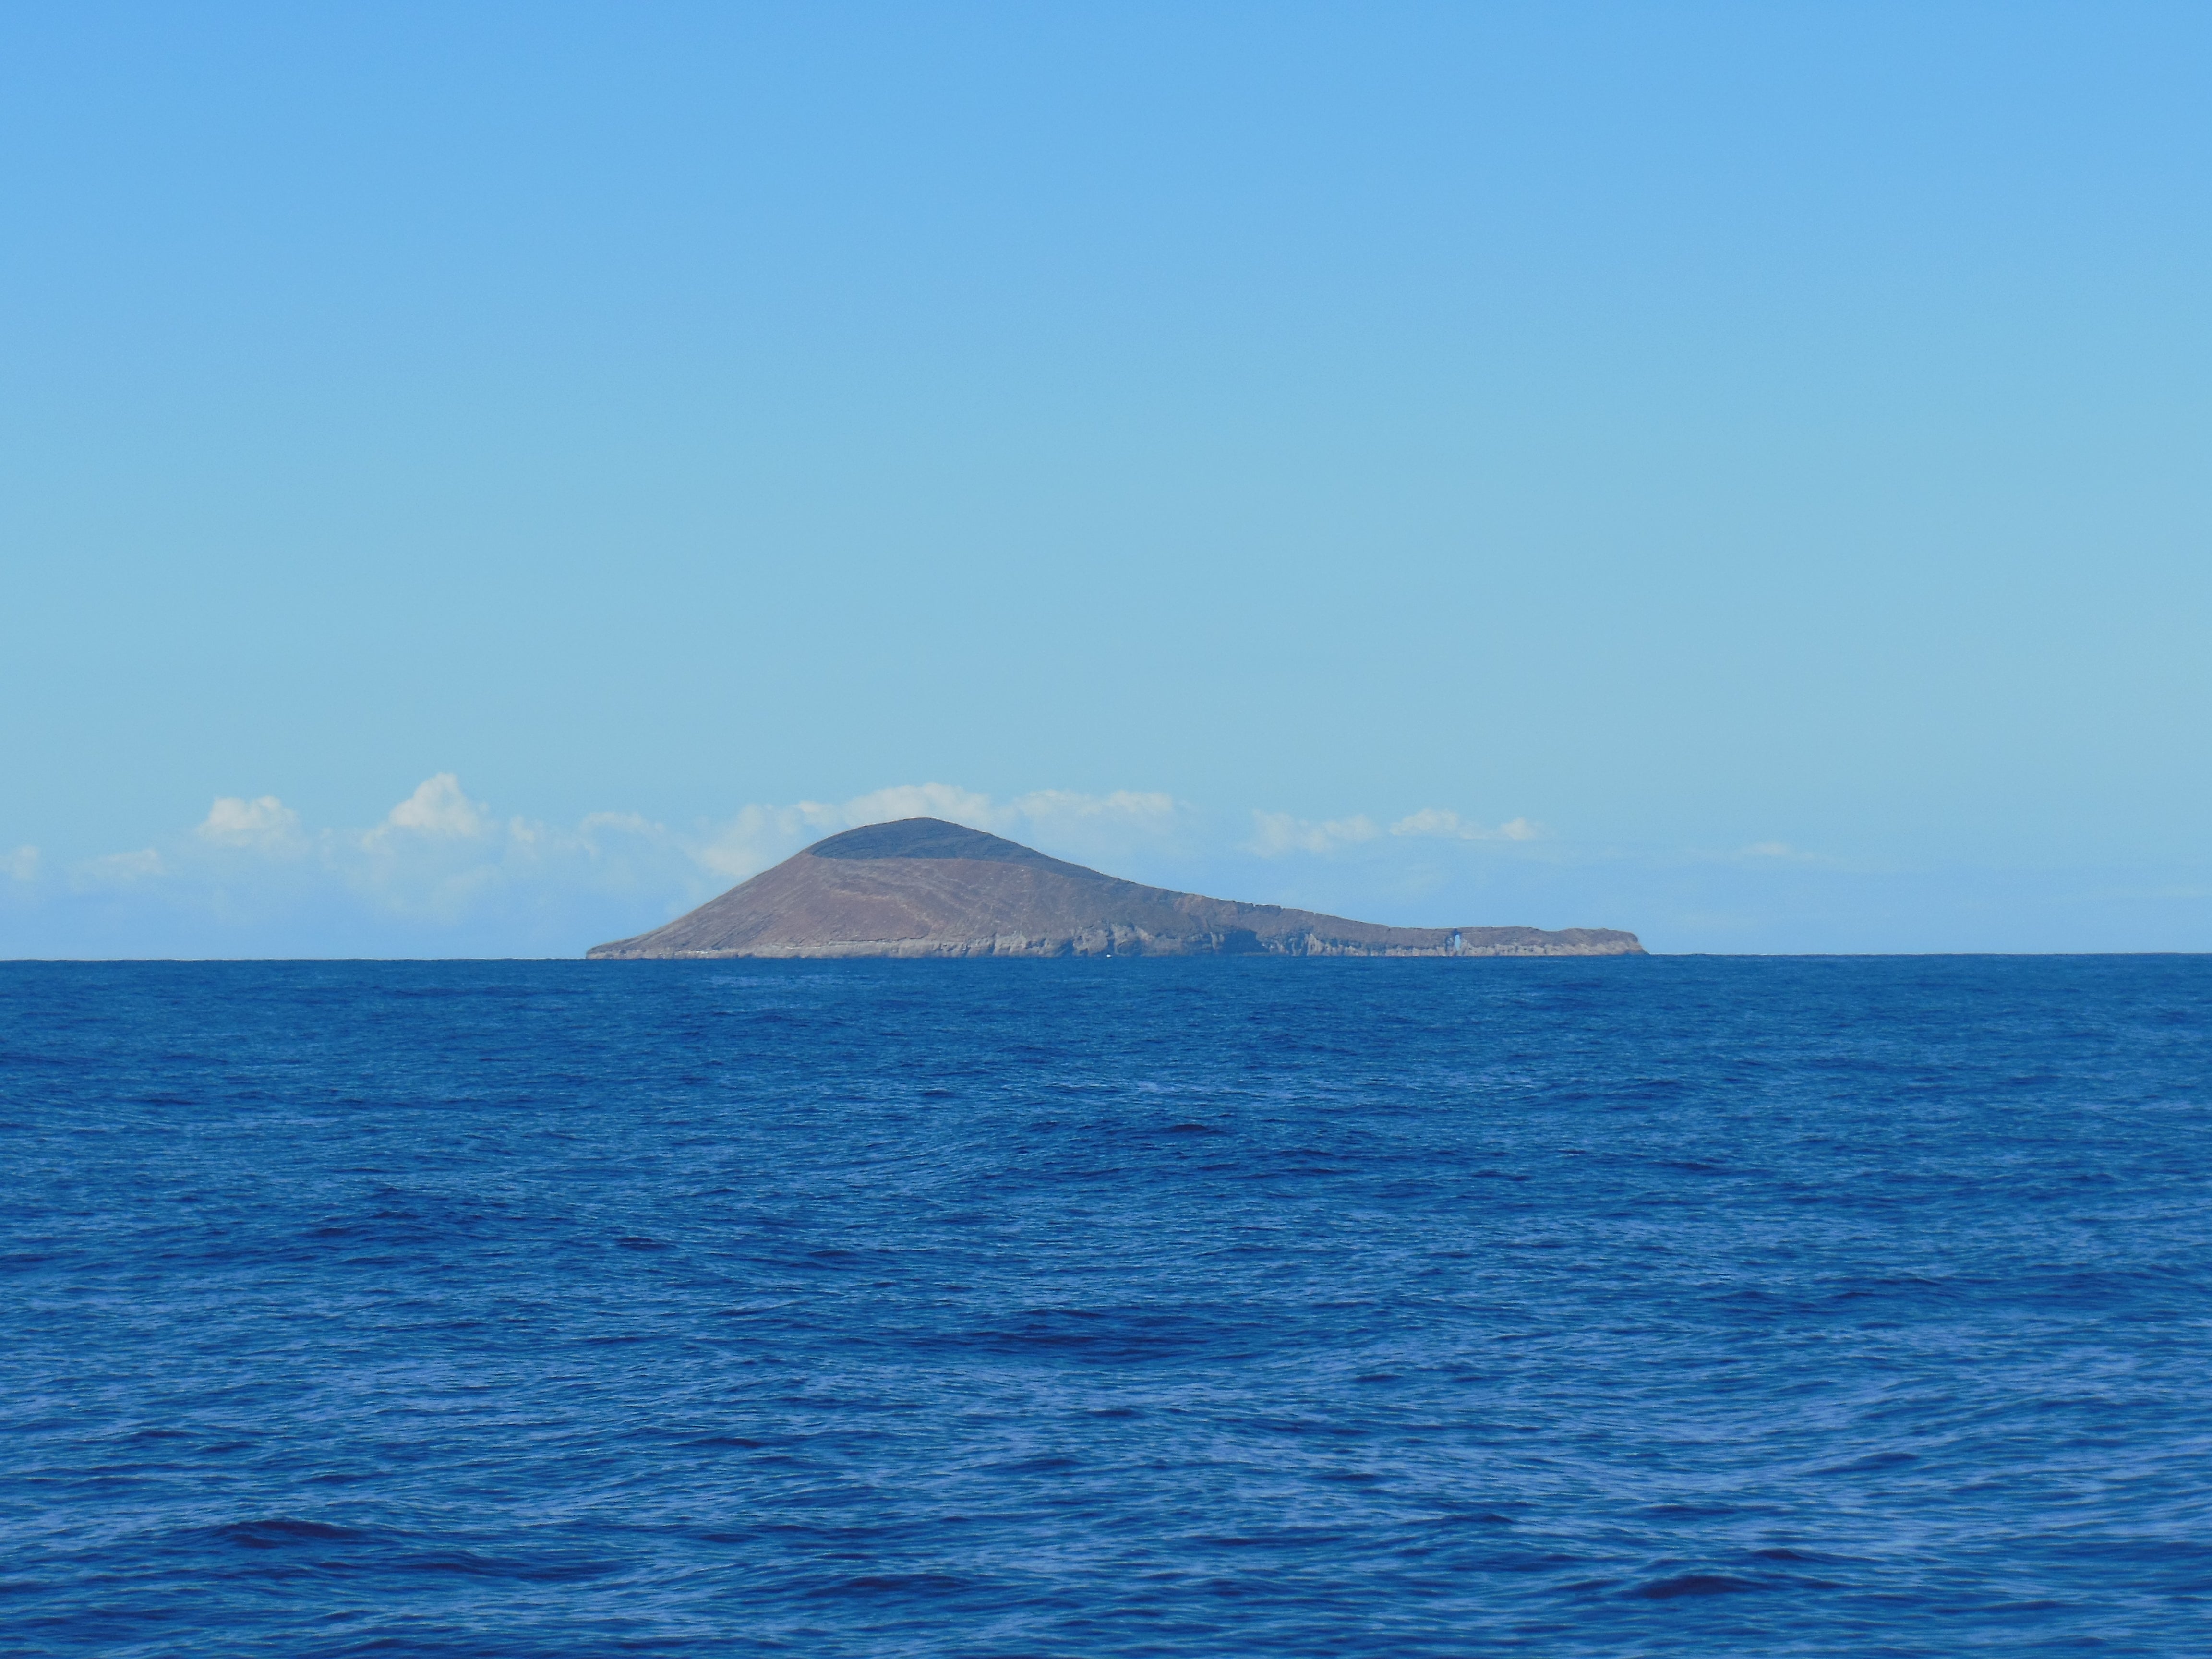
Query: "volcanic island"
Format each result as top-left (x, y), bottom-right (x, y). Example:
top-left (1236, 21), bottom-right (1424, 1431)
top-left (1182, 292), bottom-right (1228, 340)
top-left (587, 817), bottom-right (1643, 960)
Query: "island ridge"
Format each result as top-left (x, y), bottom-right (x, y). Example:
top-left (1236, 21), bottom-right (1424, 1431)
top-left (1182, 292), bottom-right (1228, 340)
top-left (587, 818), bottom-right (1644, 959)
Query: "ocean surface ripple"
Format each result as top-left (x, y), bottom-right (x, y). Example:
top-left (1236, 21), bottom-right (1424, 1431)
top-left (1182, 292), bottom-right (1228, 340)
top-left (3, 956), bottom-right (2208, 1655)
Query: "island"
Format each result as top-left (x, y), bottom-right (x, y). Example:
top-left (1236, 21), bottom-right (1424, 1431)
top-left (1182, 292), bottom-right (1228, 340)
top-left (586, 817), bottom-right (1644, 959)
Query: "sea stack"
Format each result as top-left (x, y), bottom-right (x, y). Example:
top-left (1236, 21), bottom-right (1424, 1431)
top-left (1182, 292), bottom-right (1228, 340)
top-left (587, 818), bottom-right (1644, 960)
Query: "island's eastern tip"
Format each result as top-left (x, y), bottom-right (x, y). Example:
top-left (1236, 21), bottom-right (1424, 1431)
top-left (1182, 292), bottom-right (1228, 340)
top-left (586, 817), bottom-right (1644, 960)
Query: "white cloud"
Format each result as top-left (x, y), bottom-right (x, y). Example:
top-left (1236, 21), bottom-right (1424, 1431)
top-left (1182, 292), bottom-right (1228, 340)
top-left (1000, 789), bottom-right (1183, 874)
top-left (576, 810), bottom-right (662, 845)
top-left (1238, 804), bottom-right (1555, 860)
top-left (692, 801), bottom-right (845, 881)
top-left (1391, 808), bottom-right (1547, 842)
top-left (331, 775), bottom-right (619, 922)
top-left (840, 782), bottom-right (1001, 830)
top-left (76, 848), bottom-right (165, 886)
top-left (1247, 811), bottom-right (1382, 857)
top-left (198, 794), bottom-right (304, 850)
top-left (1728, 840), bottom-right (1845, 866)
top-left (374, 773), bottom-right (491, 841)
top-left (1013, 788), bottom-right (1177, 830)
top-left (8, 846), bottom-right (38, 882)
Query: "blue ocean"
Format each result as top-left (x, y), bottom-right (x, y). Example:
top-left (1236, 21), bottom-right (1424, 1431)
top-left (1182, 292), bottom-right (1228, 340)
top-left (4, 956), bottom-right (2208, 1655)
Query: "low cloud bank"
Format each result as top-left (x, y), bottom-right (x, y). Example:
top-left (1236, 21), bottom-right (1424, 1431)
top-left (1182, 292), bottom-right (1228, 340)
top-left (14, 777), bottom-right (2142, 955)
top-left (1247, 812), bottom-right (1381, 857)
top-left (1390, 808), bottom-right (1547, 842)
top-left (0, 777), bottom-right (1198, 957)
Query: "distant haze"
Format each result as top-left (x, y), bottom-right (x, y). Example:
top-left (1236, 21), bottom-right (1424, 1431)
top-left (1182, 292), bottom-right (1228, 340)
top-left (4, 4), bottom-right (2208, 954)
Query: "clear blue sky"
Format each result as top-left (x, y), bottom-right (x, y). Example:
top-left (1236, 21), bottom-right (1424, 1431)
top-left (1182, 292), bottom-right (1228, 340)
top-left (4, 2), bottom-right (2208, 955)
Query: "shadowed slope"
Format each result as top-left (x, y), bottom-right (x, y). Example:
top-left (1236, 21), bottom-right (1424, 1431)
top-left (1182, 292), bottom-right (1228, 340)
top-left (588, 819), bottom-right (1643, 959)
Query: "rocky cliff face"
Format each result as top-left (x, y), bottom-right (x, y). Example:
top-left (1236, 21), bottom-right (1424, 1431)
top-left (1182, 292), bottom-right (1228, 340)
top-left (587, 818), bottom-right (1645, 960)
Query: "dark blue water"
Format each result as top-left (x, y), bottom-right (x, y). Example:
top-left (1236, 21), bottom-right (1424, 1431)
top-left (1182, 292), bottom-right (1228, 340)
top-left (4, 958), bottom-right (2209, 1655)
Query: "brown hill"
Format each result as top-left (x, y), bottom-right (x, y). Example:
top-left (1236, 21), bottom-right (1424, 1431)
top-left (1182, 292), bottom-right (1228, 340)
top-left (586, 818), bottom-right (1644, 959)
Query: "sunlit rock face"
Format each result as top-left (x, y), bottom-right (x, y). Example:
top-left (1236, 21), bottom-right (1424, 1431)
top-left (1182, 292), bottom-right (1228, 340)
top-left (587, 818), bottom-right (1645, 961)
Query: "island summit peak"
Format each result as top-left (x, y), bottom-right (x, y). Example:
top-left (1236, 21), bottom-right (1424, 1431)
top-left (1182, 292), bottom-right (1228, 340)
top-left (805, 817), bottom-right (1082, 867)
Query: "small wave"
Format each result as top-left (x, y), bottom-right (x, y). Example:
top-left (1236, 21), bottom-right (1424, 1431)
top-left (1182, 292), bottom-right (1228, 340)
top-left (813, 1573), bottom-right (969, 1597)
top-left (213, 1518), bottom-right (365, 1548)
top-left (1628, 1572), bottom-right (1758, 1599)
top-left (1816, 1450), bottom-right (1919, 1475)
